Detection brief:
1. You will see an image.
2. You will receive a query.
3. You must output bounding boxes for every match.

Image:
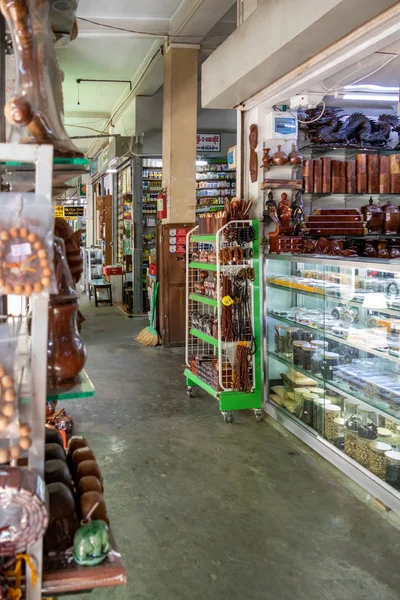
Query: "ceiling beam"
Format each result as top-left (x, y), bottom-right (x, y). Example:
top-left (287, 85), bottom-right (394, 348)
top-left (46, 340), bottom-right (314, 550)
top-left (169, 0), bottom-right (236, 43)
top-left (202, 0), bottom-right (400, 109)
top-left (241, 2), bottom-right (400, 112)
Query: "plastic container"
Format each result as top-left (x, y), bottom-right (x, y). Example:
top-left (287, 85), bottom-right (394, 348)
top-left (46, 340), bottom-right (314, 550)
top-left (343, 399), bottom-right (359, 432)
top-left (344, 429), bottom-right (358, 460)
top-left (332, 417), bottom-right (345, 450)
top-left (302, 344), bottom-right (313, 371)
top-left (358, 407), bottom-right (378, 440)
top-left (356, 436), bottom-right (372, 468)
top-left (310, 349), bottom-right (323, 376)
top-left (377, 427), bottom-right (394, 446)
top-left (370, 441), bottom-right (391, 479)
top-left (313, 397), bottom-right (331, 435)
top-left (293, 341), bottom-right (304, 366)
top-left (285, 327), bottom-right (300, 357)
top-left (302, 392), bottom-right (318, 427)
top-left (385, 450), bottom-right (400, 490)
top-left (324, 405), bottom-right (342, 441)
top-left (274, 325), bottom-right (288, 354)
top-left (321, 352), bottom-right (340, 381)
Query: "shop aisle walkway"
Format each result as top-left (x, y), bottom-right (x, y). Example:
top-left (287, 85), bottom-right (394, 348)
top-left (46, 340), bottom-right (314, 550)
top-left (65, 300), bottom-right (400, 600)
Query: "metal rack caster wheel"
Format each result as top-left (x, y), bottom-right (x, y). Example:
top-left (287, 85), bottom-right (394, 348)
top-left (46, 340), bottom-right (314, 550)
top-left (187, 386), bottom-right (193, 398)
top-left (254, 409), bottom-right (263, 423)
top-left (223, 411), bottom-right (233, 424)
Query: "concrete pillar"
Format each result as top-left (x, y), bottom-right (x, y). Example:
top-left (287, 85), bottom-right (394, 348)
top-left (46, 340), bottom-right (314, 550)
top-left (162, 43), bottom-right (199, 224)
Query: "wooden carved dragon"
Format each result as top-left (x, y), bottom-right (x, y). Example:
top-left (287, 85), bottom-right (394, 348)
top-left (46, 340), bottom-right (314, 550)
top-left (0, 0), bottom-right (83, 157)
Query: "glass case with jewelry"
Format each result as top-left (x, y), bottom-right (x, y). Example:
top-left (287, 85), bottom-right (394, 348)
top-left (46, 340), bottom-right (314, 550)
top-left (265, 253), bottom-right (400, 510)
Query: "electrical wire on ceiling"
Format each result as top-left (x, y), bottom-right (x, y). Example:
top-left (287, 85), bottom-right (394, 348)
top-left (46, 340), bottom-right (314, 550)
top-left (77, 16), bottom-right (232, 39)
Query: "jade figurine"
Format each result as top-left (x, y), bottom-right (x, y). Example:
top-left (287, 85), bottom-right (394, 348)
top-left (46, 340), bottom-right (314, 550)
top-left (73, 519), bottom-right (111, 567)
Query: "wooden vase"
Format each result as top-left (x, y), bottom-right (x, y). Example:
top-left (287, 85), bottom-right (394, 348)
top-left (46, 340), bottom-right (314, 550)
top-left (47, 300), bottom-right (86, 386)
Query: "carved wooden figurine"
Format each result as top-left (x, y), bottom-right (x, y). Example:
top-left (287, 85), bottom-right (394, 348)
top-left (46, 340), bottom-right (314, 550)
top-left (249, 124), bottom-right (258, 183)
top-left (0, 0), bottom-right (83, 157)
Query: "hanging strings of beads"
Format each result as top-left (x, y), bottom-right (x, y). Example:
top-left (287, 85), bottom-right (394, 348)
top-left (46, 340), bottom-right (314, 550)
top-left (234, 342), bottom-right (252, 392)
top-left (221, 275), bottom-right (234, 341)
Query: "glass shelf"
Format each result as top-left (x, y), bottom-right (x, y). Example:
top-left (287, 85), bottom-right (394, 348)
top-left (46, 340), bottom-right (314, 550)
top-left (266, 281), bottom-right (400, 318)
top-left (269, 350), bottom-right (400, 423)
top-left (46, 369), bottom-right (95, 401)
top-left (268, 311), bottom-right (400, 366)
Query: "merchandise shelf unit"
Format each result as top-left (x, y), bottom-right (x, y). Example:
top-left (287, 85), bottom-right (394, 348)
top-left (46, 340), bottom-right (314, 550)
top-left (185, 220), bottom-right (262, 423)
top-left (0, 145), bottom-right (125, 598)
top-left (265, 252), bottom-right (400, 513)
top-left (82, 246), bottom-right (102, 293)
top-left (0, 144), bottom-right (52, 600)
top-left (196, 159), bottom-right (236, 213)
top-left (142, 158), bottom-right (161, 311)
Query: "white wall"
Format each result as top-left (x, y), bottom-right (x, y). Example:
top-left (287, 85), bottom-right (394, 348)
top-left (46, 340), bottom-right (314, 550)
top-left (203, 0), bottom-right (400, 109)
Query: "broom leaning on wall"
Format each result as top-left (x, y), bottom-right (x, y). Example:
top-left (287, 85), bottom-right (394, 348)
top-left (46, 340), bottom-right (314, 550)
top-left (136, 281), bottom-right (160, 347)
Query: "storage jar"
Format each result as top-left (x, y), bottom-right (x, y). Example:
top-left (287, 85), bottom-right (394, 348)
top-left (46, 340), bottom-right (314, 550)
top-left (356, 436), bottom-right (372, 468)
top-left (324, 404), bottom-right (342, 442)
top-left (370, 441), bottom-right (391, 479)
top-left (344, 429), bottom-right (358, 460)
top-left (385, 450), bottom-right (400, 490)
top-left (321, 352), bottom-right (340, 381)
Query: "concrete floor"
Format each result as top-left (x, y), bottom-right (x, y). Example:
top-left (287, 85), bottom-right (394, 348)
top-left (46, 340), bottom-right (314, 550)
top-left (64, 301), bottom-right (400, 600)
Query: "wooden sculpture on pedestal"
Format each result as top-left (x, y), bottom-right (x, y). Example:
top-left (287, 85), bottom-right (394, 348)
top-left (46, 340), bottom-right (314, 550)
top-left (249, 124), bottom-right (258, 183)
top-left (0, 0), bottom-right (83, 157)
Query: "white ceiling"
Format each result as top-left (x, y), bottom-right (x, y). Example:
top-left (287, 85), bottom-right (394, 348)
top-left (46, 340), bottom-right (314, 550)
top-left (77, 0), bottom-right (183, 19)
top-left (58, 37), bottom-right (155, 114)
top-left (56, 0), bottom-right (236, 153)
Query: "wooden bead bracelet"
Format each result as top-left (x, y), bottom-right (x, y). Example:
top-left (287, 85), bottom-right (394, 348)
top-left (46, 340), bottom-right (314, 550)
top-left (0, 364), bottom-right (32, 464)
top-left (0, 227), bottom-right (51, 296)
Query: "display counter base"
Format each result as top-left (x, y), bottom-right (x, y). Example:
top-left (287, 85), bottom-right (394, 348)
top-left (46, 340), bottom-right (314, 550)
top-left (265, 399), bottom-right (400, 515)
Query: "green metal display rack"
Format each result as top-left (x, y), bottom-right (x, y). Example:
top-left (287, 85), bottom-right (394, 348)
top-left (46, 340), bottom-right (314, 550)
top-left (184, 219), bottom-right (262, 423)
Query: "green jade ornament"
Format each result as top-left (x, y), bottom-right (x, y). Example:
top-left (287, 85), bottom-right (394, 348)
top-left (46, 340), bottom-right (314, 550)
top-left (73, 518), bottom-right (111, 567)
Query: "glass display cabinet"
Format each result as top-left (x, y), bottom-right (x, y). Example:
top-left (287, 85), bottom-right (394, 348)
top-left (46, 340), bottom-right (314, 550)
top-left (265, 253), bottom-right (400, 510)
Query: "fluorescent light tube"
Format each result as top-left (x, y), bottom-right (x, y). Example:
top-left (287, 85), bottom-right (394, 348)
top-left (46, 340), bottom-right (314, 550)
top-left (342, 93), bottom-right (398, 102)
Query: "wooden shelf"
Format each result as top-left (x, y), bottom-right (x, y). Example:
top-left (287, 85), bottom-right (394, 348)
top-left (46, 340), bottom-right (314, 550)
top-left (42, 530), bottom-right (126, 595)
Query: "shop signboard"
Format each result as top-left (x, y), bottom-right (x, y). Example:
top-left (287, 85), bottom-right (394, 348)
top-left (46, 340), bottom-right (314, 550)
top-left (64, 206), bottom-right (85, 218)
top-left (80, 183), bottom-right (87, 197)
top-left (197, 133), bottom-right (221, 152)
top-left (169, 227), bottom-right (189, 254)
top-left (54, 206), bottom-right (64, 219)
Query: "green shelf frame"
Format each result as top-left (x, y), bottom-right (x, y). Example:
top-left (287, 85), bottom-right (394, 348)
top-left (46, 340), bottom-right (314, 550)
top-left (189, 293), bottom-right (218, 307)
top-left (185, 219), bottom-right (262, 415)
top-left (46, 370), bottom-right (95, 402)
top-left (189, 262), bottom-right (217, 271)
top-left (2, 157), bottom-right (89, 167)
top-left (191, 234), bottom-right (216, 243)
top-left (184, 369), bottom-right (262, 411)
top-left (190, 328), bottom-right (218, 347)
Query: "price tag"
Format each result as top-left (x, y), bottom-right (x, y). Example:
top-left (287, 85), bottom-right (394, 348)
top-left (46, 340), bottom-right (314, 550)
top-left (10, 243), bottom-right (31, 257)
